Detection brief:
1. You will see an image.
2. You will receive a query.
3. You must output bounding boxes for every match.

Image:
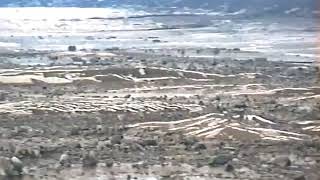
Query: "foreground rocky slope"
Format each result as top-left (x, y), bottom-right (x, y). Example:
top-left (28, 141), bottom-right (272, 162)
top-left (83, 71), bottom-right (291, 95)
top-left (0, 46), bottom-right (319, 179)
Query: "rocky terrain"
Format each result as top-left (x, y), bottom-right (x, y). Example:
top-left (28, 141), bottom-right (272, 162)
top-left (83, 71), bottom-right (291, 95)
top-left (0, 45), bottom-right (319, 180)
top-left (0, 2), bottom-right (318, 179)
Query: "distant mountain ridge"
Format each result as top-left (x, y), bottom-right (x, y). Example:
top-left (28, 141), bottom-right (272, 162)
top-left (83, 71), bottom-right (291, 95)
top-left (0, 0), bottom-right (316, 16)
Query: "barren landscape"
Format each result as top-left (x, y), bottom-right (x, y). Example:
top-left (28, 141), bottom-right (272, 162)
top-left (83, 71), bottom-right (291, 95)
top-left (0, 6), bottom-right (319, 180)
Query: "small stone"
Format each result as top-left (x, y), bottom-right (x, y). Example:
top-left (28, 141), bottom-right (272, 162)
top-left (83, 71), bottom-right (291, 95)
top-left (224, 164), bottom-right (234, 172)
top-left (68, 45), bottom-right (77, 52)
top-left (191, 143), bottom-right (207, 151)
top-left (159, 167), bottom-right (172, 178)
top-left (181, 136), bottom-right (198, 147)
top-left (82, 150), bottom-right (98, 167)
top-left (10, 157), bottom-right (23, 175)
top-left (96, 141), bottom-right (106, 151)
top-left (70, 127), bottom-right (80, 136)
top-left (208, 155), bottom-right (233, 167)
top-left (213, 48), bottom-right (221, 55)
top-left (0, 156), bottom-right (22, 176)
top-left (152, 39), bottom-right (161, 43)
top-left (59, 153), bottom-right (70, 167)
top-left (14, 126), bottom-right (31, 134)
top-left (72, 142), bottom-right (82, 149)
top-left (110, 135), bottom-right (123, 145)
top-left (198, 101), bottom-right (205, 106)
top-left (117, 114), bottom-right (126, 121)
top-left (96, 125), bottom-right (103, 131)
top-left (273, 156), bottom-right (291, 167)
top-left (32, 149), bottom-right (41, 158)
top-left (105, 159), bottom-right (114, 168)
top-left (96, 125), bottom-right (105, 134)
top-left (0, 157), bottom-right (11, 176)
top-left (124, 94), bottom-right (131, 98)
top-left (127, 175), bottom-right (131, 180)
top-left (141, 139), bottom-right (157, 146)
top-left (14, 147), bottom-right (28, 157)
top-left (294, 175), bottom-right (306, 180)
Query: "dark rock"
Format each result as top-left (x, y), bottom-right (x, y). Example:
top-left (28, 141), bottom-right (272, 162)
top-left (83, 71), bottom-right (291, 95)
top-left (233, 103), bottom-right (248, 109)
top-left (224, 164), bottom-right (234, 172)
top-left (181, 136), bottom-right (198, 147)
top-left (68, 45), bottom-right (77, 52)
top-left (72, 142), bottom-right (82, 149)
top-left (208, 155), bottom-right (233, 167)
top-left (124, 94), bottom-right (131, 98)
top-left (152, 39), bottom-right (161, 43)
top-left (15, 147), bottom-right (34, 158)
top-left (213, 48), bottom-right (221, 55)
top-left (105, 159), bottom-right (114, 168)
top-left (70, 127), bottom-right (80, 136)
top-left (85, 36), bottom-right (95, 40)
top-left (198, 101), bottom-right (205, 106)
top-left (0, 156), bottom-right (24, 176)
top-left (191, 143), bottom-right (207, 151)
top-left (141, 139), bottom-right (157, 146)
top-left (127, 175), bottom-right (131, 180)
top-left (0, 92), bottom-right (6, 101)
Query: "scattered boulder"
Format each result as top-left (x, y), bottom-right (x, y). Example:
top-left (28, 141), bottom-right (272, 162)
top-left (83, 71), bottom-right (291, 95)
top-left (110, 135), bottom-right (123, 145)
top-left (272, 156), bottom-right (291, 167)
top-left (213, 48), bottom-right (221, 55)
top-left (124, 94), bottom-right (131, 99)
top-left (294, 175), bottom-right (306, 180)
top-left (96, 125), bottom-right (104, 134)
top-left (191, 143), bottom-right (207, 151)
top-left (105, 159), bottom-right (114, 168)
top-left (96, 141), bottom-right (107, 151)
top-left (13, 126), bottom-right (32, 134)
top-left (14, 147), bottom-right (40, 158)
top-left (127, 175), bottom-right (131, 180)
top-left (85, 36), bottom-right (95, 40)
top-left (208, 155), bottom-right (233, 167)
top-left (159, 167), bottom-right (172, 178)
top-left (70, 127), bottom-right (80, 136)
top-left (68, 45), bottom-right (77, 52)
top-left (0, 156), bottom-right (23, 176)
top-left (59, 152), bottom-right (71, 167)
top-left (224, 164), bottom-right (234, 172)
top-left (141, 139), bottom-right (157, 146)
top-left (198, 101), bottom-right (205, 106)
top-left (181, 136), bottom-right (198, 147)
top-left (0, 92), bottom-right (6, 101)
top-left (10, 157), bottom-right (23, 175)
top-left (152, 39), bottom-right (161, 43)
top-left (82, 150), bottom-right (98, 167)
